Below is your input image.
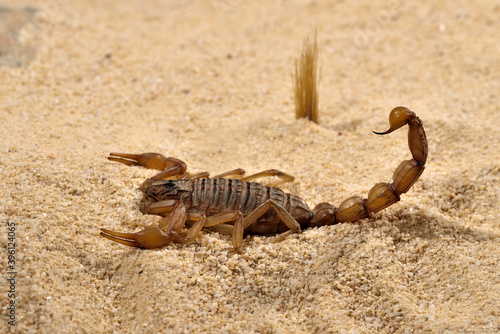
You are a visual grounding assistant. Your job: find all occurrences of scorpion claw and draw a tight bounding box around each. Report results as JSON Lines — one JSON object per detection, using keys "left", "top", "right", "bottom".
{"left": 100, "top": 227, "right": 173, "bottom": 249}
{"left": 108, "top": 152, "right": 181, "bottom": 171}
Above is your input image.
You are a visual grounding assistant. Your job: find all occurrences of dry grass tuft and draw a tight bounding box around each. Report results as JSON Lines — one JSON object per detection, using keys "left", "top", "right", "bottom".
{"left": 293, "top": 30, "right": 320, "bottom": 123}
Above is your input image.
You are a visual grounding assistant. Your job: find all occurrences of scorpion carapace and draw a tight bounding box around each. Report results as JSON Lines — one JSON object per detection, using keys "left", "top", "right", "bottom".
{"left": 101, "top": 106, "right": 427, "bottom": 250}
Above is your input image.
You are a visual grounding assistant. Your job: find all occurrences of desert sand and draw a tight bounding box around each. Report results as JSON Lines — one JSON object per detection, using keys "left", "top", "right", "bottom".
{"left": 1, "top": 0, "right": 499, "bottom": 333}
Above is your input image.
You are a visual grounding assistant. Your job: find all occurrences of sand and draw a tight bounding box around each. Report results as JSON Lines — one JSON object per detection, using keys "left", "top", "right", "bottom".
{"left": 1, "top": 0, "right": 499, "bottom": 333}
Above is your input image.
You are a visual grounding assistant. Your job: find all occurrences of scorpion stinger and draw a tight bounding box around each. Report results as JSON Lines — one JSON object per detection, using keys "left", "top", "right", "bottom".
{"left": 102, "top": 106, "right": 427, "bottom": 251}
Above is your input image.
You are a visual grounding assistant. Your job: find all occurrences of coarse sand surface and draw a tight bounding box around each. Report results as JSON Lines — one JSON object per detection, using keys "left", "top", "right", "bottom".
{"left": 1, "top": 0, "right": 499, "bottom": 333}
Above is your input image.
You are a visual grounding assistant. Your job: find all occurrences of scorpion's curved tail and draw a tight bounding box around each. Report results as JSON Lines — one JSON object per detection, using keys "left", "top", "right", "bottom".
{"left": 308, "top": 106, "right": 428, "bottom": 227}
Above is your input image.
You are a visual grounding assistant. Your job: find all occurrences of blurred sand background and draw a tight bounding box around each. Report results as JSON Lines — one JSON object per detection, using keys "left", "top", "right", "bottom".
{"left": 1, "top": 0, "right": 499, "bottom": 333}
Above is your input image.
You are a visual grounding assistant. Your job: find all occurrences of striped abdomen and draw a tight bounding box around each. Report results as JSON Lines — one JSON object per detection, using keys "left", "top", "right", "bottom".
{"left": 184, "top": 178, "right": 312, "bottom": 235}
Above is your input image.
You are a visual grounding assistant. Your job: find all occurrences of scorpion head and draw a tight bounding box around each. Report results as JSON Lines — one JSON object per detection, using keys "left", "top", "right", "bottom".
{"left": 140, "top": 179, "right": 183, "bottom": 201}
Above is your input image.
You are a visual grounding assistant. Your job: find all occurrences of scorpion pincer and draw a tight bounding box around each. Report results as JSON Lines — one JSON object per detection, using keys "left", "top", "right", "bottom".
{"left": 101, "top": 106, "right": 427, "bottom": 251}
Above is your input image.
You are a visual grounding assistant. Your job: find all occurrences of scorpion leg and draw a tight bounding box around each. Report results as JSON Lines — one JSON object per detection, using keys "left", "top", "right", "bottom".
{"left": 210, "top": 224, "right": 234, "bottom": 236}
{"left": 181, "top": 169, "right": 248, "bottom": 181}
{"left": 154, "top": 210, "right": 246, "bottom": 249}
{"left": 212, "top": 168, "right": 246, "bottom": 179}
{"left": 211, "top": 168, "right": 294, "bottom": 184}
{"left": 187, "top": 211, "right": 246, "bottom": 250}
{"left": 204, "top": 211, "right": 245, "bottom": 250}
{"left": 240, "top": 170, "right": 295, "bottom": 185}
{"left": 242, "top": 200, "right": 302, "bottom": 243}
{"left": 177, "top": 211, "right": 247, "bottom": 250}
{"left": 100, "top": 202, "right": 187, "bottom": 249}
{"left": 179, "top": 171, "right": 211, "bottom": 180}
{"left": 186, "top": 206, "right": 286, "bottom": 249}
{"left": 168, "top": 213, "right": 207, "bottom": 244}
{"left": 212, "top": 168, "right": 295, "bottom": 186}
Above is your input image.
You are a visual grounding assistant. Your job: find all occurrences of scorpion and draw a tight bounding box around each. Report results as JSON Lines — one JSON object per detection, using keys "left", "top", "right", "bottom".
{"left": 101, "top": 106, "right": 427, "bottom": 250}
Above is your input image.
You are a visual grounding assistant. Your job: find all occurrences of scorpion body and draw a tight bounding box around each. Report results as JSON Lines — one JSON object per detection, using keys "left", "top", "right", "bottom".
{"left": 146, "top": 177, "right": 313, "bottom": 234}
{"left": 101, "top": 107, "right": 427, "bottom": 250}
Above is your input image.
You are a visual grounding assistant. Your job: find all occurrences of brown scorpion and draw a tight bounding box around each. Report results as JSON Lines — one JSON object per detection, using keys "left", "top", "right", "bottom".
{"left": 101, "top": 106, "right": 427, "bottom": 250}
